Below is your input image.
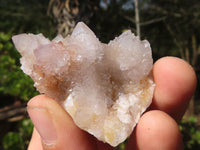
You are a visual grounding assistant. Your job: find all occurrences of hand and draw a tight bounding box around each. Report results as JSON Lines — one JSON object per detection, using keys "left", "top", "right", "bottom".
{"left": 27, "top": 56, "right": 197, "bottom": 150}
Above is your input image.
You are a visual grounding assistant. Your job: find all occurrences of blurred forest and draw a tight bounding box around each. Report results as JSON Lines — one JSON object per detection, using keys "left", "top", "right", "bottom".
{"left": 0, "top": 0, "right": 199, "bottom": 149}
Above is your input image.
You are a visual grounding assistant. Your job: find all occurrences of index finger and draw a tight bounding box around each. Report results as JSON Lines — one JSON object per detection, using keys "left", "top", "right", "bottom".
{"left": 150, "top": 56, "right": 197, "bottom": 122}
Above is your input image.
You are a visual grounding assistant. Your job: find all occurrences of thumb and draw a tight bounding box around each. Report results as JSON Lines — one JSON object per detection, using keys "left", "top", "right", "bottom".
{"left": 28, "top": 128, "right": 43, "bottom": 150}
{"left": 27, "top": 95, "right": 97, "bottom": 150}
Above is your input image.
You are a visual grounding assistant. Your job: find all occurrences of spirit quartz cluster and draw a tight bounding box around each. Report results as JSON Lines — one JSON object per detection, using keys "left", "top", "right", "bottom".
{"left": 12, "top": 22, "right": 155, "bottom": 146}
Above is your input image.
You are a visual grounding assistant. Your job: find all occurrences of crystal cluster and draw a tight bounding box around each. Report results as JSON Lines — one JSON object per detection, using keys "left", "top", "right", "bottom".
{"left": 12, "top": 22, "right": 155, "bottom": 146}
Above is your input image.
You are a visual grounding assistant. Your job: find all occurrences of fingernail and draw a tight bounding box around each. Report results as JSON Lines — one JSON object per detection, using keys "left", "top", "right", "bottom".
{"left": 27, "top": 106, "right": 57, "bottom": 145}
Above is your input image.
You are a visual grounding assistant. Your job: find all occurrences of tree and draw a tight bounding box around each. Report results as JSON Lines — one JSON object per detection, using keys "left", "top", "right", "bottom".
{"left": 147, "top": 0, "right": 200, "bottom": 116}
{"left": 47, "top": 0, "right": 100, "bottom": 36}
{"left": 47, "top": 0, "right": 134, "bottom": 43}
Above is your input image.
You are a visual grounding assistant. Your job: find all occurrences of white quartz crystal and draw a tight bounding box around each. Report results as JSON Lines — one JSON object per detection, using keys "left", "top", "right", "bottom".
{"left": 12, "top": 22, "right": 155, "bottom": 147}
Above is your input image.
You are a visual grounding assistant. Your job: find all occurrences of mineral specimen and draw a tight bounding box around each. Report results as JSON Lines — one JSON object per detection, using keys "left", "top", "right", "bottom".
{"left": 12, "top": 22, "right": 155, "bottom": 147}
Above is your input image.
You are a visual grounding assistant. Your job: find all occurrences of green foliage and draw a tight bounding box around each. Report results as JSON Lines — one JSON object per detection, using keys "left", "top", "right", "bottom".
{"left": 2, "top": 119, "right": 34, "bottom": 150}
{"left": 115, "top": 141, "right": 126, "bottom": 150}
{"left": 2, "top": 132, "right": 24, "bottom": 150}
{"left": 179, "top": 116, "right": 200, "bottom": 150}
{"left": 0, "top": 0, "right": 56, "bottom": 103}
{"left": 0, "top": 32, "right": 39, "bottom": 101}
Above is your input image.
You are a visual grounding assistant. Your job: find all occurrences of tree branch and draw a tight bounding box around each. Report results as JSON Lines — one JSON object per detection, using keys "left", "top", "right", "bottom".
{"left": 148, "top": 4, "right": 182, "bottom": 17}
{"left": 0, "top": 104, "right": 27, "bottom": 121}
{"left": 134, "top": 0, "right": 140, "bottom": 38}
{"left": 140, "top": 16, "right": 166, "bottom": 26}
{"left": 125, "top": 16, "right": 166, "bottom": 26}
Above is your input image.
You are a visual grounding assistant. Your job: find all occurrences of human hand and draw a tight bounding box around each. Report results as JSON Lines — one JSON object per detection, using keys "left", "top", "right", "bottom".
{"left": 27, "top": 56, "right": 196, "bottom": 150}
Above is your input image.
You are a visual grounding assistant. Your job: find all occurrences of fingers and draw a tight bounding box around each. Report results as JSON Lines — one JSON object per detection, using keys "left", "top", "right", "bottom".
{"left": 126, "top": 110, "right": 184, "bottom": 150}
{"left": 151, "top": 57, "right": 197, "bottom": 121}
{"left": 126, "top": 57, "right": 195, "bottom": 149}
{"left": 27, "top": 95, "right": 98, "bottom": 150}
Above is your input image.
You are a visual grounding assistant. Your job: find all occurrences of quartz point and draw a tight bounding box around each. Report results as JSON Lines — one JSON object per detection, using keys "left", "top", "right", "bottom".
{"left": 12, "top": 22, "right": 155, "bottom": 147}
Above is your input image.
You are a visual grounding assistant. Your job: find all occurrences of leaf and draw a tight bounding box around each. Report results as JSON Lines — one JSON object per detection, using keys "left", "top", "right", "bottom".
{"left": 2, "top": 132, "right": 24, "bottom": 150}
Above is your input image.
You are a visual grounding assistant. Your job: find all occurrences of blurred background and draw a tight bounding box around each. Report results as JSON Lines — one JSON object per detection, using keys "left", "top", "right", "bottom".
{"left": 0, "top": 0, "right": 199, "bottom": 149}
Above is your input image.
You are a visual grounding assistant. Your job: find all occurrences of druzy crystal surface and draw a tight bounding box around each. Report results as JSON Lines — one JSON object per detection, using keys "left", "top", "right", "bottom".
{"left": 12, "top": 22, "right": 155, "bottom": 146}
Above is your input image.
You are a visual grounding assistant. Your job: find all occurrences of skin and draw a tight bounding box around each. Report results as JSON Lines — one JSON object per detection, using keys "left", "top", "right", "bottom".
{"left": 27, "top": 56, "right": 197, "bottom": 150}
